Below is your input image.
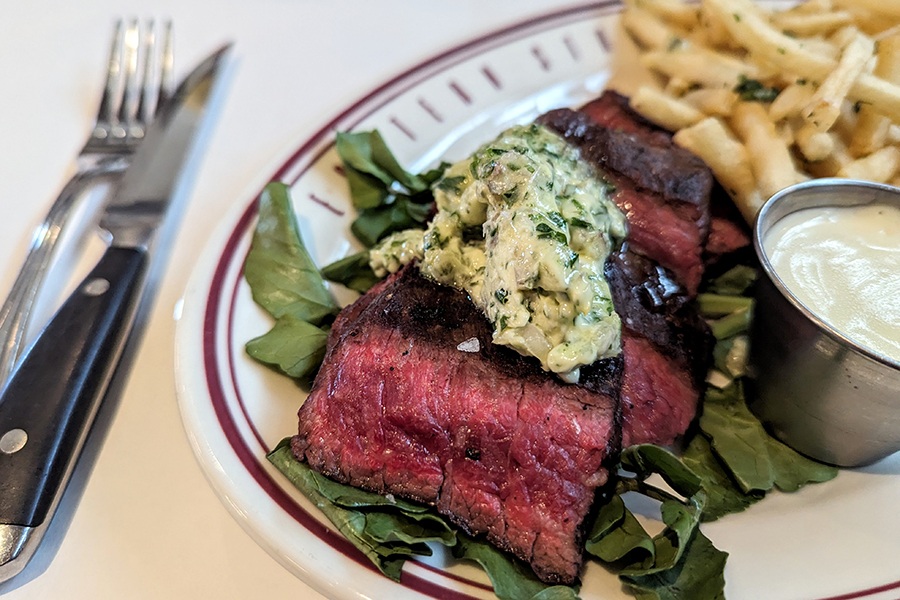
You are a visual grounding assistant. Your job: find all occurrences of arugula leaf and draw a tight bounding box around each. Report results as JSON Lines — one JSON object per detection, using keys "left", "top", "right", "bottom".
{"left": 351, "top": 197, "right": 432, "bottom": 247}
{"left": 335, "top": 130, "right": 439, "bottom": 248}
{"left": 766, "top": 435, "right": 840, "bottom": 492}
{"left": 336, "top": 130, "right": 428, "bottom": 199}
{"left": 585, "top": 495, "right": 655, "bottom": 564}
{"left": 621, "top": 445, "right": 702, "bottom": 499}
{"left": 700, "top": 382, "right": 838, "bottom": 493}
{"left": 682, "top": 435, "right": 763, "bottom": 522}
{"left": 704, "top": 265, "right": 758, "bottom": 296}
{"left": 452, "top": 533, "right": 579, "bottom": 600}
{"left": 708, "top": 307, "right": 752, "bottom": 340}
{"left": 586, "top": 446, "right": 725, "bottom": 599}
{"left": 696, "top": 293, "right": 754, "bottom": 318}
{"left": 320, "top": 251, "right": 381, "bottom": 293}
{"left": 267, "top": 440, "right": 455, "bottom": 581}
{"left": 244, "top": 182, "right": 339, "bottom": 325}
{"left": 245, "top": 315, "right": 329, "bottom": 380}
{"left": 620, "top": 529, "right": 727, "bottom": 600}
{"left": 617, "top": 446, "right": 706, "bottom": 576}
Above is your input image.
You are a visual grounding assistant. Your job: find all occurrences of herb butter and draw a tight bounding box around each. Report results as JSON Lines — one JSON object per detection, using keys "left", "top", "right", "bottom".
{"left": 422, "top": 123, "right": 626, "bottom": 382}
{"left": 370, "top": 229, "right": 425, "bottom": 278}
{"left": 367, "top": 124, "right": 626, "bottom": 381}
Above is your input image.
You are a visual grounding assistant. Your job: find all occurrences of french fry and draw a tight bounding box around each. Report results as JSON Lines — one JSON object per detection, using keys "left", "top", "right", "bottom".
{"left": 786, "top": 0, "right": 835, "bottom": 15}
{"left": 828, "top": 24, "right": 858, "bottom": 48}
{"left": 890, "top": 124, "right": 900, "bottom": 145}
{"left": 772, "top": 11, "right": 853, "bottom": 36}
{"left": 673, "top": 117, "right": 763, "bottom": 222}
{"left": 629, "top": 0, "right": 700, "bottom": 28}
{"left": 795, "top": 121, "right": 836, "bottom": 161}
{"left": 695, "top": 4, "right": 737, "bottom": 48}
{"left": 664, "top": 76, "right": 694, "bottom": 96}
{"left": 832, "top": 98, "right": 859, "bottom": 143}
{"left": 682, "top": 87, "right": 740, "bottom": 116}
{"left": 641, "top": 47, "right": 759, "bottom": 88}
{"left": 802, "top": 30, "right": 875, "bottom": 132}
{"left": 769, "top": 83, "right": 816, "bottom": 121}
{"left": 703, "top": 0, "right": 900, "bottom": 122}
{"left": 777, "top": 121, "right": 795, "bottom": 146}
{"left": 621, "top": 0, "right": 900, "bottom": 222}
{"left": 837, "top": 146, "right": 900, "bottom": 182}
{"left": 629, "top": 86, "right": 705, "bottom": 130}
{"left": 833, "top": 0, "right": 900, "bottom": 20}
{"left": 804, "top": 133, "right": 853, "bottom": 177}
{"left": 850, "top": 35, "right": 900, "bottom": 156}
{"left": 793, "top": 37, "right": 842, "bottom": 62}
{"left": 875, "top": 25, "right": 900, "bottom": 42}
{"left": 622, "top": 5, "right": 684, "bottom": 50}
{"left": 730, "top": 102, "right": 807, "bottom": 198}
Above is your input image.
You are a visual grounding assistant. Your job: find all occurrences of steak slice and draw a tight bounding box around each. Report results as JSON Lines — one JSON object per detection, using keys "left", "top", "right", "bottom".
{"left": 538, "top": 93, "right": 713, "bottom": 295}
{"left": 578, "top": 90, "right": 752, "bottom": 268}
{"left": 606, "top": 248, "right": 713, "bottom": 446}
{"left": 293, "top": 266, "right": 622, "bottom": 584}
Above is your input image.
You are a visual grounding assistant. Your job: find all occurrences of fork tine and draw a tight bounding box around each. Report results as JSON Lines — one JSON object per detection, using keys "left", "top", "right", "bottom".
{"left": 157, "top": 21, "right": 175, "bottom": 111}
{"left": 95, "top": 19, "right": 125, "bottom": 136}
{"left": 136, "top": 19, "right": 157, "bottom": 129}
{"left": 116, "top": 18, "right": 141, "bottom": 139}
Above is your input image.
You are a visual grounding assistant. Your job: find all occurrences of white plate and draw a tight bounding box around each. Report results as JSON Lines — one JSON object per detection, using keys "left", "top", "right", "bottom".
{"left": 174, "top": 3, "right": 900, "bottom": 599}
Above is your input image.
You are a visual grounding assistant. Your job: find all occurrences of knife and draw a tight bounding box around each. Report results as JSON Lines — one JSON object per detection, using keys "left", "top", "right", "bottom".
{"left": 0, "top": 42, "right": 231, "bottom": 582}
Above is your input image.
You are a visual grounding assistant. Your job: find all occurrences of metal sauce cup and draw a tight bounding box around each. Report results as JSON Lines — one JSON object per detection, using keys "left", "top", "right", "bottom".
{"left": 750, "top": 178, "right": 900, "bottom": 467}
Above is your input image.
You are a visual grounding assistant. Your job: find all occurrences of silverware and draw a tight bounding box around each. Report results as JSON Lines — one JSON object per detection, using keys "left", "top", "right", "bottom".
{"left": 0, "top": 18, "right": 173, "bottom": 385}
{"left": 0, "top": 40, "right": 231, "bottom": 583}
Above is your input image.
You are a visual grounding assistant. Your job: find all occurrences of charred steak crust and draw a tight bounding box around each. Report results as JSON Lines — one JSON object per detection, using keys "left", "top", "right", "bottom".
{"left": 293, "top": 266, "right": 622, "bottom": 584}
{"left": 605, "top": 248, "right": 712, "bottom": 389}
{"left": 576, "top": 92, "right": 713, "bottom": 211}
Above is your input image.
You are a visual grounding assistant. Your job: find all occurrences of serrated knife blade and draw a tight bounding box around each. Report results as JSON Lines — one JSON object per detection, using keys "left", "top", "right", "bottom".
{"left": 0, "top": 42, "right": 231, "bottom": 583}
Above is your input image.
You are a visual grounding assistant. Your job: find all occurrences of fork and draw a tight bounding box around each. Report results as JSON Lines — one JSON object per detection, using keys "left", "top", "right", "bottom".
{"left": 0, "top": 18, "right": 173, "bottom": 384}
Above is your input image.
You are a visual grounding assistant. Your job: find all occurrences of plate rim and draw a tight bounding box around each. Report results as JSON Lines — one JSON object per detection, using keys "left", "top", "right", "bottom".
{"left": 174, "top": 1, "right": 900, "bottom": 598}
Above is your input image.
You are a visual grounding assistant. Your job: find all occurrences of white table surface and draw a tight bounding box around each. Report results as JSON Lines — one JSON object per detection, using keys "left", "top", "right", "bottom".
{"left": 0, "top": 2, "right": 566, "bottom": 597}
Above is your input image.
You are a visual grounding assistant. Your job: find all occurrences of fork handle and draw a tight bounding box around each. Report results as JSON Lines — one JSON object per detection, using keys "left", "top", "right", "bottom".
{"left": 0, "top": 166, "right": 125, "bottom": 384}
{"left": 0, "top": 245, "right": 146, "bottom": 528}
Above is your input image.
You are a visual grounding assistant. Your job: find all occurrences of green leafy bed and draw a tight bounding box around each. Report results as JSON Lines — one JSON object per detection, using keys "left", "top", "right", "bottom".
{"left": 244, "top": 131, "right": 837, "bottom": 600}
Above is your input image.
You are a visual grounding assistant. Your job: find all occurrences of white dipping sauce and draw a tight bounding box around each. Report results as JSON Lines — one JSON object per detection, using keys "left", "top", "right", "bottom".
{"left": 764, "top": 202, "right": 900, "bottom": 362}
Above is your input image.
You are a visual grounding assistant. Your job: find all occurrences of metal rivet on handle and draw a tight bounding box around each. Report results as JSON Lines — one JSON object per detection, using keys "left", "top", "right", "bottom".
{"left": 0, "top": 429, "right": 27, "bottom": 454}
{"left": 83, "top": 278, "right": 110, "bottom": 296}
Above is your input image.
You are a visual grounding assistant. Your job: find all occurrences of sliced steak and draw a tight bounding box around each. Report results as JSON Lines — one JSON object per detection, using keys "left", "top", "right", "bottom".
{"left": 538, "top": 93, "right": 713, "bottom": 295}
{"left": 579, "top": 97, "right": 712, "bottom": 216}
{"left": 293, "top": 266, "right": 622, "bottom": 585}
{"left": 578, "top": 90, "right": 672, "bottom": 144}
{"left": 292, "top": 91, "right": 719, "bottom": 585}
{"left": 705, "top": 185, "right": 752, "bottom": 268}
{"left": 606, "top": 248, "right": 713, "bottom": 446}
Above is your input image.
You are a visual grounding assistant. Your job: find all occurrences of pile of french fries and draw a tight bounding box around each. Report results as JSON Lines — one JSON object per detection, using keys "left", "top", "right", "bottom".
{"left": 621, "top": 0, "right": 900, "bottom": 223}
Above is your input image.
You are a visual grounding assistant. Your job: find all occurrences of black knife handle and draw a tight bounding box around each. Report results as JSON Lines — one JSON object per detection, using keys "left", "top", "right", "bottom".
{"left": 0, "top": 245, "right": 147, "bottom": 528}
